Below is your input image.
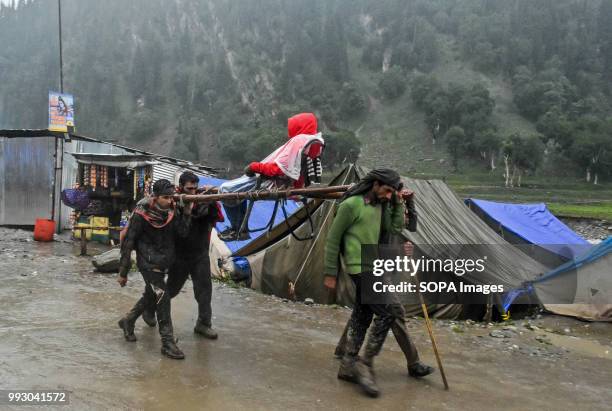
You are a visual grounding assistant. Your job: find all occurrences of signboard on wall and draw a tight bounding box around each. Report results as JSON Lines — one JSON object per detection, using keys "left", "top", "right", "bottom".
{"left": 48, "top": 91, "right": 75, "bottom": 132}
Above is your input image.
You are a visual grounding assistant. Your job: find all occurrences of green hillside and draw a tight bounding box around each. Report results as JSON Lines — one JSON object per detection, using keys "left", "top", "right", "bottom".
{"left": 1, "top": 0, "right": 612, "bottom": 217}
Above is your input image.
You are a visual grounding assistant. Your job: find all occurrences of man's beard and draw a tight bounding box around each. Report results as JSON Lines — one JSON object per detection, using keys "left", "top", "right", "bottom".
{"left": 373, "top": 196, "right": 389, "bottom": 204}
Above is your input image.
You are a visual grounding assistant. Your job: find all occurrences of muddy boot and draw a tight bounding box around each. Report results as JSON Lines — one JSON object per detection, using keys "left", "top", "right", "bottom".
{"left": 194, "top": 320, "right": 218, "bottom": 339}
{"left": 117, "top": 318, "right": 137, "bottom": 342}
{"left": 161, "top": 340, "right": 185, "bottom": 360}
{"left": 157, "top": 298, "right": 184, "bottom": 359}
{"left": 159, "top": 320, "right": 184, "bottom": 359}
{"left": 355, "top": 361, "right": 380, "bottom": 398}
{"left": 408, "top": 362, "right": 435, "bottom": 378}
{"left": 142, "top": 308, "right": 157, "bottom": 327}
{"left": 361, "top": 356, "right": 378, "bottom": 382}
{"left": 334, "top": 322, "right": 349, "bottom": 359}
{"left": 117, "top": 298, "right": 146, "bottom": 342}
{"left": 337, "top": 356, "right": 359, "bottom": 383}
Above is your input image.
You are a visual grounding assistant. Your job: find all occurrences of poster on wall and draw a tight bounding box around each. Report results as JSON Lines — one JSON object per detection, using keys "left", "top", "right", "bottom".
{"left": 48, "top": 91, "right": 75, "bottom": 132}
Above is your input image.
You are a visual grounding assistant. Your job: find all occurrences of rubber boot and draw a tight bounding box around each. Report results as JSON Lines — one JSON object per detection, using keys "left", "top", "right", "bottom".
{"left": 408, "top": 362, "right": 435, "bottom": 378}
{"left": 161, "top": 339, "right": 185, "bottom": 359}
{"left": 334, "top": 322, "right": 349, "bottom": 359}
{"left": 142, "top": 308, "right": 157, "bottom": 327}
{"left": 118, "top": 298, "right": 146, "bottom": 342}
{"left": 355, "top": 361, "right": 380, "bottom": 398}
{"left": 337, "top": 355, "right": 359, "bottom": 383}
{"left": 194, "top": 320, "right": 218, "bottom": 339}
{"left": 338, "top": 316, "right": 368, "bottom": 384}
{"left": 160, "top": 322, "right": 184, "bottom": 359}
{"left": 117, "top": 318, "right": 137, "bottom": 342}
{"left": 157, "top": 295, "right": 184, "bottom": 359}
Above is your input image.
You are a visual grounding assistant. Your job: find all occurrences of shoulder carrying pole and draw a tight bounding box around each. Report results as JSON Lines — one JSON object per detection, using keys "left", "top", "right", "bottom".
{"left": 175, "top": 185, "right": 352, "bottom": 203}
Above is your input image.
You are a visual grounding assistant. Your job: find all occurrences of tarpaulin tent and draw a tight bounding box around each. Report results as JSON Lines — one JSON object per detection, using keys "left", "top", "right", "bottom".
{"left": 208, "top": 165, "right": 548, "bottom": 319}
{"left": 466, "top": 199, "right": 589, "bottom": 268}
{"left": 504, "top": 237, "right": 612, "bottom": 321}
{"left": 205, "top": 167, "right": 352, "bottom": 302}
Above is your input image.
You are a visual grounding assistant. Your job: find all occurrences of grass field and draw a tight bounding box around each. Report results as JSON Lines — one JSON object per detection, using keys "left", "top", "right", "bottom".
{"left": 448, "top": 174, "right": 612, "bottom": 220}
{"left": 546, "top": 203, "right": 612, "bottom": 221}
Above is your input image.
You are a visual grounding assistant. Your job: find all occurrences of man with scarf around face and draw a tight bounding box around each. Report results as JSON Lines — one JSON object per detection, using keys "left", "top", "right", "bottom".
{"left": 324, "top": 169, "right": 434, "bottom": 397}
{"left": 141, "top": 171, "right": 223, "bottom": 339}
{"left": 116, "top": 179, "right": 192, "bottom": 359}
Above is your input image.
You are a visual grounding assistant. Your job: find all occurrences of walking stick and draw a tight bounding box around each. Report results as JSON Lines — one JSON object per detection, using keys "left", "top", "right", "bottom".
{"left": 405, "top": 241, "right": 449, "bottom": 390}
{"left": 415, "top": 272, "right": 449, "bottom": 390}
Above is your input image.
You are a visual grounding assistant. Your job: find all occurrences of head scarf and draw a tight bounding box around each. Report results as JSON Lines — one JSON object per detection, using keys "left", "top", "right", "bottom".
{"left": 288, "top": 112, "right": 318, "bottom": 138}
{"left": 287, "top": 112, "right": 323, "bottom": 159}
{"left": 341, "top": 168, "right": 402, "bottom": 202}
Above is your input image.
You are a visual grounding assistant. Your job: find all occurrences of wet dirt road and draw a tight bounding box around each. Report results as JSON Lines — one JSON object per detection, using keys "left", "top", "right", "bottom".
{"left": 1, "top": 228, "right": 611, "bottom": 410}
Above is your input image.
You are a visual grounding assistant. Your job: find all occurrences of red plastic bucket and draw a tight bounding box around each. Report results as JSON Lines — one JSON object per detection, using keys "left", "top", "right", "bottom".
{"left": 34, "top": 218, "right": 55, "bottom": 242}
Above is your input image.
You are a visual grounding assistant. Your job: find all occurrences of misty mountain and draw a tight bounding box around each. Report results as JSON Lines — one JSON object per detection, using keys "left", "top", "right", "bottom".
{"left": 1, "top": 0, "right": 611, "bottom": 181}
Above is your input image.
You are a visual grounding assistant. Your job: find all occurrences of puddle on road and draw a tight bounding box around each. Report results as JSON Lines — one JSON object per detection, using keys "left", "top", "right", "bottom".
{"left": 545, "top": 333, "right": 612, "bottom": 360}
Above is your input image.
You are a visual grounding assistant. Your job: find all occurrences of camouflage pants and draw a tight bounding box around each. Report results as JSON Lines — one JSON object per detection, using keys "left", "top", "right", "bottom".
{"left": 343, "top": 274, "right": 418, "bottom": 364}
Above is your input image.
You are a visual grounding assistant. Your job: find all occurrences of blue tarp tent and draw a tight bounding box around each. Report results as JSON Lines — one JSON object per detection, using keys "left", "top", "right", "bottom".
{"left": 466, "top": 199, "right": 588, "bottom": 261}
{"left": 197, "top": 175, "right": 300, "bottom": 254}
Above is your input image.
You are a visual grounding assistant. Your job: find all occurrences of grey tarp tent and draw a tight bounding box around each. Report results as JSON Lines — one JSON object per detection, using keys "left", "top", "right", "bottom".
{"left": 510, "top": 237, "right": 612, "bottom": 322}
{"left": 210, "top": 165, "right": 548, "bottom": 319}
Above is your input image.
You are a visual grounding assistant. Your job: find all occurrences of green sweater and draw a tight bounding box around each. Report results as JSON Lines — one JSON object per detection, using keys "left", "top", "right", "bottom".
{"left": 324, "top": 194, "right": 405, "bottom": 276}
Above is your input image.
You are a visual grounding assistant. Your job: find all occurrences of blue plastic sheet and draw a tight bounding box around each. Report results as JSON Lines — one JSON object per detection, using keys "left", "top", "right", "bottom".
{"left": 466, "top": 199, "right": 588, "bottom": 258}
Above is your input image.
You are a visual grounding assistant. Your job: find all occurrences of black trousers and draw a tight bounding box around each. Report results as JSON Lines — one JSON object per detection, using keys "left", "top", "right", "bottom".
{"left": 132, "top": 269, "right": 174, "bottom": 344}
{"left": 342, "top": 274, "right": 420, "bottom": 365}
{"left": 167, "top": 253, "right": 213, "bottom": 326}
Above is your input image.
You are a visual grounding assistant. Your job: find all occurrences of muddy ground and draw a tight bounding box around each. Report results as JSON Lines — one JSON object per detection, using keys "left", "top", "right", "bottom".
{"left": 0, "top": 228, "right": 611, "bottom": 410}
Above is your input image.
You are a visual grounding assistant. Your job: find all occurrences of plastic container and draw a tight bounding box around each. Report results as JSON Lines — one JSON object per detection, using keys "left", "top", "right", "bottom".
{"left": 33, "top": 218, "right": 55, "bottom": 242}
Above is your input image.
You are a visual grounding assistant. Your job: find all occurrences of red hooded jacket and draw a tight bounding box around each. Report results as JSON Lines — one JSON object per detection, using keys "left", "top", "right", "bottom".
{"left": 249, "top": 112, "right": 322, "bottom": 188}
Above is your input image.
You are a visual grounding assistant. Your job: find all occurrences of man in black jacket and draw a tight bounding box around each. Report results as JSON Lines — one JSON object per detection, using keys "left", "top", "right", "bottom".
{"left": 142, "top": 171, "right": 222, "bottom": 339}
{"left": 117, "top": 179, "right": 191, "bottom": 359}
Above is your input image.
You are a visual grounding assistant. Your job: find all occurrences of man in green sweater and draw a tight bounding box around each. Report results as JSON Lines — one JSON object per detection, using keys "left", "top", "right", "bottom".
{"left": 324, "top": 168, "right": 433, "bottom": 398}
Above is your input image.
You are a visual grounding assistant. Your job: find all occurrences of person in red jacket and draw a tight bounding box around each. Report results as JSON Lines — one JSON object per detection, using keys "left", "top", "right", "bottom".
{"left": 244, "top": 112, "right": 323, "bottom": 188}
{"left": 219, "top": 112, "right": 324, "bottom": 241}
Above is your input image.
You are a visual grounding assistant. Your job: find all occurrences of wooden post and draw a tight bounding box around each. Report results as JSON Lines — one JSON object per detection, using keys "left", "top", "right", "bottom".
{"left": 80, "top": 227, "right": 87, "bottom": 256}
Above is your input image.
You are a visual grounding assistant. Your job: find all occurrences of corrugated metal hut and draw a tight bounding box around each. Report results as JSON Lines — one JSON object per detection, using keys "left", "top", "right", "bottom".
{"left": 0, "top": 129, "right": 219, "bottom": 231}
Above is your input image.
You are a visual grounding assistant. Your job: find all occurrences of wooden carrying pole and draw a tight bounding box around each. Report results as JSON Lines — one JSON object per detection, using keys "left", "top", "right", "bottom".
{"left": 174, "top": 184, "right": 352, "bottom": 203}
